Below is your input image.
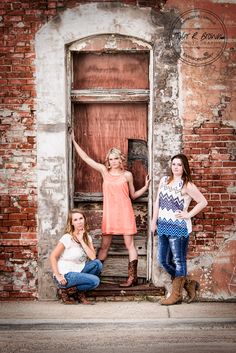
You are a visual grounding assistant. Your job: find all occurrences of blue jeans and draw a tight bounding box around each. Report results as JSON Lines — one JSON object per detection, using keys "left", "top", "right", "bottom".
{"left": 158, "top": 236, "right": 189, "bottom": 277}
{"left": 54, "top": 259, "right": 103, "bottom": 291}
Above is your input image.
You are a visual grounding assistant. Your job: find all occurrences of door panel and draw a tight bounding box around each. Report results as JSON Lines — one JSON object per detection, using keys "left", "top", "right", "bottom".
{"left": 73, "top": 52, "right": 149, "bottom": 89}
{"left": 74, "top": 103, "right": 147, "bottom": 194}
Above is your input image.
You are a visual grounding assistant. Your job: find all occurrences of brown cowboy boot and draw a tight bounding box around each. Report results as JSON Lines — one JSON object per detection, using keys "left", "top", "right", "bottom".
{"left": 184, "top": 277, "right": 200, "bottom": 303}
{"left": 77, "top": 292, "right": 95, "bottom": 305}
{"left": 119, "top": 259, "right": 138, "bottom": 287}
{"left": 160, "top": 276, "right": 186, "bottom": 305}
{"left": 57, "top": 287, "right": 77, "bottom": 304}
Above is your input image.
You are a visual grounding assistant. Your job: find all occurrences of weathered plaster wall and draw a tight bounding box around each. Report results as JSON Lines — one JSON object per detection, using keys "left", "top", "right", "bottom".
{"left": 0, "top": 0, "right": 235, "bottom": 301}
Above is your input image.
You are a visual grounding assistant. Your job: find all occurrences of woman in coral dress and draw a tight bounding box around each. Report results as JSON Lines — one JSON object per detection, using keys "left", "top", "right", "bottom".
{"left": 70, "top": 130, "right": 150, "bottom": 287}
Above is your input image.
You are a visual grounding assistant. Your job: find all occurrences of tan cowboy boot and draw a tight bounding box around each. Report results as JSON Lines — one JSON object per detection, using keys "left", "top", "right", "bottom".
{"left": 184, "top": 277, "right": 200, "bottom": 303}
{"left": 160, "top": 277, "right": 186, "bottom": 305}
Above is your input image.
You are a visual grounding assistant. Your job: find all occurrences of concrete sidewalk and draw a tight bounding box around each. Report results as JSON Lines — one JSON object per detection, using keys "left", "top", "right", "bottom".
{"left": 1, "top": 301, "right": 236, "bottom": 353}
{"left": 0, "top": 300, "right": 236, "bottom": 325}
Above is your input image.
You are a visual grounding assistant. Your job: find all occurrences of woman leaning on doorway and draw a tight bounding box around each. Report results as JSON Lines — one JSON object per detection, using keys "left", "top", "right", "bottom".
{"left": 70, "top": 129, "right": 150, "bottom": 287}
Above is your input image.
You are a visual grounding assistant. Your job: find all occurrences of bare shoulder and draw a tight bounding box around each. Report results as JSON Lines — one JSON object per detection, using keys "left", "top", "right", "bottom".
{"left": 183, "top": 181, "right": 200, "bottom": 196}
{"left": 99, "top": 164, "right": 108, "bottom": 175}
{"left": 124, "top": 170, "right": 133, "bottom": 181}
{"left": 100, "top": 164, "right": 107, "bottom": 172}
{"left": 186, "top": 181, "right": 198, "bottom": 191}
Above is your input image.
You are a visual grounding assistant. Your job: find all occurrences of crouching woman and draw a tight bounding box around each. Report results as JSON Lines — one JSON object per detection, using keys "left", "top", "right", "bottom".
{"left": 50, "top": 209, "right": 103, "bottom": 304}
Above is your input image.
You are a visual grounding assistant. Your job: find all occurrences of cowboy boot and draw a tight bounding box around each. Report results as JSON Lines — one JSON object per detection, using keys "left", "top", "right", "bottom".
{"left": 119, "top": 259, "right": 138, "bottom": 287}
{"left": 66, "top": 287, "right": 93, "bottom": 305}
{"left": 67, "top": 286, "right": 78, "bottom": 296}
{"left": 57, "top": 287, "right": 77, "bottom": 304}
{"left": 77, "top": 292, "right": 95, "bottom": 305}
{"left": 184, "top": 277, "right": 200, "bottom": 303}
{"left": 160, "top": 276, "right": 186, "bottom": 305}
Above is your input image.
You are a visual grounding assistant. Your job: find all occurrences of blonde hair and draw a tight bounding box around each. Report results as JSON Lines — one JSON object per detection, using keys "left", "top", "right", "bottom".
{"left": 64, "top": 209, "right": 90, "bottom": 246}
{"left": 105, "top": 147, "right": 126, "bottom": 169}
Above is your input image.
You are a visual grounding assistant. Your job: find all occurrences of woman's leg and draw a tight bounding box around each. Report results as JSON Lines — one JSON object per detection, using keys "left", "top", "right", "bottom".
{"left": 158, "top": 235, "right": 176, "bottom": 278}
{"left": 98, "top": 235, "right": 113, "bottom": 261}
{"left": 119, "top": 235, "right": 138, "bottom": 287}
{"left": 168, "top": 236, "right": 189, "bottom": 277}
{"left": 160, "top": 237, "right": 189, "bottom": 306}
{"left": 123, "top": 234, "right": 137, "bottom": 261}
{"left": 82, "top": 259, "right": 103, "bottom": 276}
{"left": 64, "top": 271, "right": 100, "bottom": 291}
{"left": 53, "top": 276, "right": 77, "bottom": 304}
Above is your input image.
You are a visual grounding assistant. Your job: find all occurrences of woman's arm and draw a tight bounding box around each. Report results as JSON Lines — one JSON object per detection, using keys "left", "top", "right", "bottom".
{"left": 78, "top": 232, "right": 96, "bottom": 260}
{"left": 49, "top": 243, "right": 67, "bottom": 286}
{"left": 176, "top": 182, "right": 208, "bottom": 220}
{"left": 70, "top": 129, "right": 106, "bottom": 174}
{"left": 126, "top": 172, "right": 151, "bottom": 200}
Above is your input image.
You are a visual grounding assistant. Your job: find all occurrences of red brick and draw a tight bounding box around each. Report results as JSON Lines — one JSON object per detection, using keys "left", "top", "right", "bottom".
{"left": 197, "top": 128, "right": 214, "bottom": 134}
{"left": 0, "top": 266, "right": 14, "bottom": 272}
{"left": 0, "top": 233, "right": 21, "bottom": 239}
{"left": 8, "top": 213, "right": 28, "bottom": 220}
{"left": 20, "top": 232, "right": 36, "bottom": 239}
{"left": 215, "top": 128, "right": 235, "bottom": 134}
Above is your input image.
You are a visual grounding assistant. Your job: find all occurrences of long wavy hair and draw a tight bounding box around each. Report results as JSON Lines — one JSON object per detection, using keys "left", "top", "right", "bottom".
{"left": 168, "top": 153, "right": 192, "bottom": 187}
{"left": 105, "top": 147, "right": 126, "bottom": 170}
{"left": 65, "top": 209, "right": 90, "bottom": 246}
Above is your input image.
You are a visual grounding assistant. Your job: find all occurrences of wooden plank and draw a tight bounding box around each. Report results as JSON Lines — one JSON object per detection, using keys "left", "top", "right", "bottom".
{"left": 101, "top": 255, "right": 146, "bottom": 278}
{"left": 73, "top": 52, "right": 149, "bottom": 89}
{"left": 87, "top": 283, "right": 165, "bottom": 298}
{"left": 71, "top": 89, "right": 149, "bottom": 103}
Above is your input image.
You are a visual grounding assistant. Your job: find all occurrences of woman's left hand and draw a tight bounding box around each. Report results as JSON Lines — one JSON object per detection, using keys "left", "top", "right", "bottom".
{"left": 175, "top": 210, "right": 190, "bottom": 219}
{"left": 145, "top": 174, "right": 151, "bottom": 188}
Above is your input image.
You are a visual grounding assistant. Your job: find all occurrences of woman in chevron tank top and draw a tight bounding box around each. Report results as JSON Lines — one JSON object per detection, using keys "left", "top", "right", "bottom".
{"left": 151, "top": 154, "right": 207, "bottom": 305}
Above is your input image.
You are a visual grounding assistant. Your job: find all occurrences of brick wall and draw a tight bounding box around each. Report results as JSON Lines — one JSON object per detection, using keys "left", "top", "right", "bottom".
{"left": 0, "top": 0, "right": 235, "bottom": 300}
{"left": 170, "top": 0, "right": 236, "bottom": 296}
{"left": 184, "top": 122, "right": 235, "bottom": 254}
{"left": 0, "top": 0, "right": 69, "bottom": 300}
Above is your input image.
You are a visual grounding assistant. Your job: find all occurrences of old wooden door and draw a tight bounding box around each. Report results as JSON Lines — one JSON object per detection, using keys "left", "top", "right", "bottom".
{"left": 68, "top": 35, "right": 151, "bottom": 284}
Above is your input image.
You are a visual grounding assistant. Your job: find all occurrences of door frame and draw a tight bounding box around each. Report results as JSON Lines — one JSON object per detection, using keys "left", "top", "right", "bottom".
{"left": 66, "top": 34, "right": 153, "bottom": 281}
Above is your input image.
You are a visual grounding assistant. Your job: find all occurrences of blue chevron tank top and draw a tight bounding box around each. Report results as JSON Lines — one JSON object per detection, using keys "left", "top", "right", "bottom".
{"left": 157, "top": 176, "right": 192, "bottom": 238}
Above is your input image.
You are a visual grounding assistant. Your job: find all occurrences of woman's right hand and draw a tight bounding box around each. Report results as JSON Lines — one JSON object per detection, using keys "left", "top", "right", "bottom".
{"left": 151, "top": 220, "right": 157, "bottom": 234}
{"left": 55, "top": 274, "right": 67, "bottom": 286}
{"left": 77, "top": 230, "right": 85, "bottom": 243}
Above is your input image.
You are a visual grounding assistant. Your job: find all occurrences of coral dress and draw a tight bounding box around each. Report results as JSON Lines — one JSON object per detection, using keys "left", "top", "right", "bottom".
{"left": 102, "top": 169, "right": 137, "bottom": 235}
